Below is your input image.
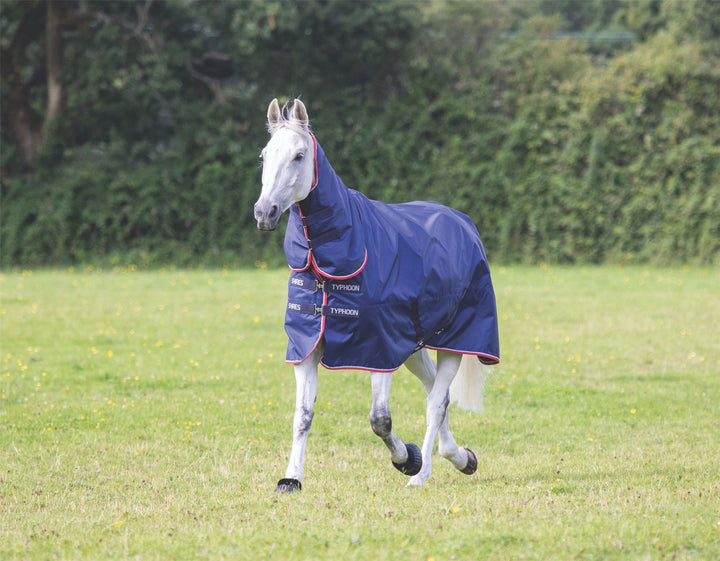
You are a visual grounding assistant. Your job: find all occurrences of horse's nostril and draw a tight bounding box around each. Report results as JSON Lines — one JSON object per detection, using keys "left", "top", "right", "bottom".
{"left": 269, "top": 205, "right": 279, "bottom": 218}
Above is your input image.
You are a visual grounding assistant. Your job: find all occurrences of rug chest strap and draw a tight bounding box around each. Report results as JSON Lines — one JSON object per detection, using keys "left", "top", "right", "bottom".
{"left": 287, "top": 301, "right": 359, "bottom": 318}
{"left": 291, "top": 277, "right": 360, "bottom": 294}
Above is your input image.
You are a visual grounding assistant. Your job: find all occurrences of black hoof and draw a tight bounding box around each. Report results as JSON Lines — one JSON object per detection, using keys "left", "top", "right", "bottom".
{"left": 393, "top": 443, "right": 422, "bottom": 476}
{"left": 460, "top": 448, "right": 477, "bottom": 475}
{"left": 275, "top": 478, "right": 302, "bottom": 493}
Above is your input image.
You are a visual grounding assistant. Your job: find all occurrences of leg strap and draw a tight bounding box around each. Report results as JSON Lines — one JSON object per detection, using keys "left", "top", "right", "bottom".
{"left": 392, "top": 443, "right": 422, "bottom": 476}
{"left": 460, "top": 448, "right": 478, "bottom": 475}
{"left": 275, "top": 478, "right": 302, "bottom": 493}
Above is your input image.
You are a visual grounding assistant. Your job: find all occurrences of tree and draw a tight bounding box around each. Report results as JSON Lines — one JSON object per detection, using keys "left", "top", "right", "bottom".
{"left": 2, "top": 0, "right": 49, "bottom": 163}
{"left": 1, "top": 0, "right": 718, "bottom": 267}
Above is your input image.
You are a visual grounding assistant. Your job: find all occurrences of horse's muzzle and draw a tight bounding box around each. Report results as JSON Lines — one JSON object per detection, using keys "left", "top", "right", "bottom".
{"left": 254, "top": 201, "right": 281, "bottom": 231}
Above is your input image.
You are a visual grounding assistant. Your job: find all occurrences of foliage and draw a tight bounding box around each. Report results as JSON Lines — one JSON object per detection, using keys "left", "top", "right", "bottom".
{"left": 1, "top": 266, "right": 719, "bottom": 559}
{"left": 1, "top": 0, "right": 718, "bottom": 267}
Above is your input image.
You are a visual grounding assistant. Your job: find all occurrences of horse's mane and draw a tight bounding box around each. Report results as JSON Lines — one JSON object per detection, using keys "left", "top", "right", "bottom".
{"left": 267, "top": 100, "right": 311, "bottom": 136}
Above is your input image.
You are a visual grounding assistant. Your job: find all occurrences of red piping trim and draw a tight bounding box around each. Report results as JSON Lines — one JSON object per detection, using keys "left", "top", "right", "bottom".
{"left": 288, "top": 252, "right": 311, "bottom": 273}
{"left": 423, "top": 345, "right": 500, "bottom": 365}
{"left": 319, "top": 361, "right": 399, "bottom": 373}
{"left": 287, "top": 341, "right": 499, "bottom": 370}
{"left": 311, "top": 248, "right": 367, "bottom": 280}
{"left": 288, "top": 203, "right": 313, "bottom": 273}
{"left": 309, "top": 132, "right": 319, "bottom": 190}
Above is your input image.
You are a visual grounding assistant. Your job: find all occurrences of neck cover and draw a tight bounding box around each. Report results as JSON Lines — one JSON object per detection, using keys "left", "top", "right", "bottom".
{"left": 283, "top": 133, "right": 499, "bottom": 371}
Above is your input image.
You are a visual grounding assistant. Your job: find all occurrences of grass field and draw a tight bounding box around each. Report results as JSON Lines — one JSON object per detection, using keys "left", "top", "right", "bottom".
{"left": 1, "top": 265, "right": 718, "bottom": 560}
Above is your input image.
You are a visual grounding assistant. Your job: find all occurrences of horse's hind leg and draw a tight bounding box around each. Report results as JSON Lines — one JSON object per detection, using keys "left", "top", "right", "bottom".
{"left": 404, "top": 350, "right": 476, "bottom": 485}
{"left": 369, "top": 372, "right": 422, "bottom": 476}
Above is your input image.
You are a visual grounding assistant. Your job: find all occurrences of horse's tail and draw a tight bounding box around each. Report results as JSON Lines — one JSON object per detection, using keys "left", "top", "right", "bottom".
{"left": 449, "top": 355, "right": 490, "bottom": 413}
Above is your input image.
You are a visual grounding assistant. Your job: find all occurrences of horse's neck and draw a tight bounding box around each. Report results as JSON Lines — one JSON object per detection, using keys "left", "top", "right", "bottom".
{"left": 285, "top": 139, "right": 366, "bottom": 278}
{"left": 297, "top": 140, "right": 352, "bottom": 226}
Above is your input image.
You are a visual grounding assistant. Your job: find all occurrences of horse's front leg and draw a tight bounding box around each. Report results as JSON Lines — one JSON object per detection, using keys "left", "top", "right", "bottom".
{"left": 369, "top": 371, "right": 422, "bottom": 476}
{"left": 276, "top": 342, "right": 324, "bottom": 493}
{"left": 408, "top": 351, "right": 461, "bottom": 486}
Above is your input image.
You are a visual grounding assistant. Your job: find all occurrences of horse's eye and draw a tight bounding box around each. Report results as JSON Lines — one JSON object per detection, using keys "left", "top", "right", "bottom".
{"left": 294, "top": 152, "right": 304, "bottom": 162}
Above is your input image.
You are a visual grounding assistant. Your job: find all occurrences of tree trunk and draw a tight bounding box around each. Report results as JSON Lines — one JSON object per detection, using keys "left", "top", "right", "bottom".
{"left": 1, "top": 1, "right": 45, "bottom": 163}
{"left": 2, "top": 1, "right": 65, "bottom": 164}
{"left": 45, "top": 1, "right": 65, "bottom": 131}
{"left": 9, "top": 105, "right": 43, "bottom": 165}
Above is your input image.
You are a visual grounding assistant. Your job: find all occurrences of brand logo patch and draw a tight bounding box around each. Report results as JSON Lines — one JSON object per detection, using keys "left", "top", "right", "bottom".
{"left": 328, "top": 307, "right": 359, "bottom": 317}
{"left": 330, "top": 282, "right": 360, "bottom": 292}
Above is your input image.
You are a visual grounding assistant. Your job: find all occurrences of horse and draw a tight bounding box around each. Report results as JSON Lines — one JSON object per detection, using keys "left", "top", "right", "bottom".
{"left": 254, "top": 98, "right": 499, "bottom": 492}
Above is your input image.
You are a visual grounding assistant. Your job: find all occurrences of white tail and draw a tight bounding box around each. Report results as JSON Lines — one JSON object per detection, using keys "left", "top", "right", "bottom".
{"left": 449, "top": 355, "right": 489, "bottom": 413}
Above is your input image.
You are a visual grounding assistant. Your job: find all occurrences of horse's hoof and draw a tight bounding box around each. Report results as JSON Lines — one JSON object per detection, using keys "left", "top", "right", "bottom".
{"left": 393, "top": 443, "right": 422, "bottom": 476}
{"left": 407, "top": 473, "right": 428, "bottom": 487}
{"left": 275, "top": 478, "right": 302, "bottom": 493}
{"left": 460, "top": 448, "right": 477, "bottom": 475}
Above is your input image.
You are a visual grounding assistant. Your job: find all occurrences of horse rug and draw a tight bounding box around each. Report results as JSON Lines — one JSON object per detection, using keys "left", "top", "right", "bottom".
{"left": 283, "top": 134, "right": 500, "bottom": 372}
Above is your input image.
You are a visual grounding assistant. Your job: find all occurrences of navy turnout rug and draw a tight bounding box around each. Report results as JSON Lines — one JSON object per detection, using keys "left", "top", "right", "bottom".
{"left": 283, "top": 133, "right": 500, "bottom": 371}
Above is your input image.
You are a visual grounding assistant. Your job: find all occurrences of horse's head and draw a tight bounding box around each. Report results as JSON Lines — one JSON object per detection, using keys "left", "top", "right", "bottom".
{"left": 254, "top": 98, "right": 315, "bottom": 231}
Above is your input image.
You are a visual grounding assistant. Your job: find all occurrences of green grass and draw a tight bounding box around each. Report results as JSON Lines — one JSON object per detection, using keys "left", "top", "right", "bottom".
{"left": 1, "top": 265, "right": 718, "bottom": 560}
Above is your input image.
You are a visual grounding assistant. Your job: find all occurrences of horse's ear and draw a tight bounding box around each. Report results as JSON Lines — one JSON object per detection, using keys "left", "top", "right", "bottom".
{"left": 292, "top": 99, "right": 309, "bottom": 129}
{"left": 267, "top": 98, "right": 282, "bottom": 130}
